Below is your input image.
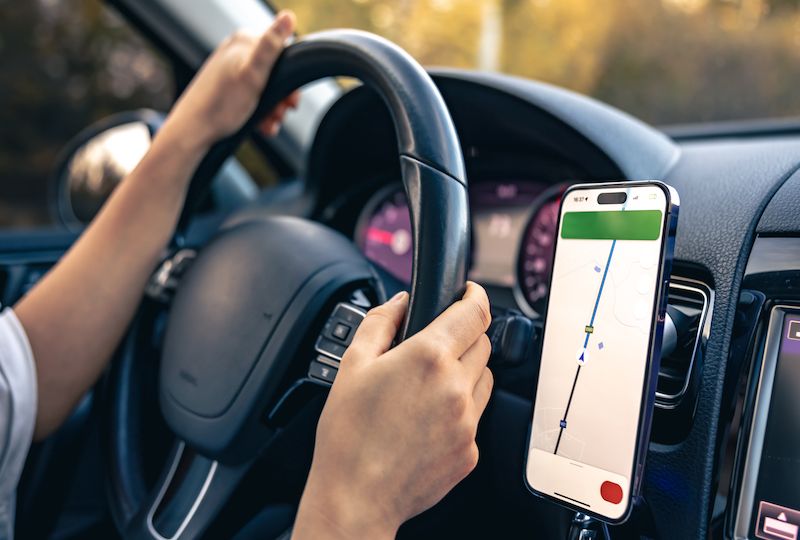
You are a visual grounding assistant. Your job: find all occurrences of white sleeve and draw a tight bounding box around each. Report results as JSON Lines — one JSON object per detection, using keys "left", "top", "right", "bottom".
{"left": 0, "top": 308, "right": 37, "bottom": 540}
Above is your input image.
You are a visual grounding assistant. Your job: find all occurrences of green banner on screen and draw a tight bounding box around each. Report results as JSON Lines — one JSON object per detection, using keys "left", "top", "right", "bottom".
{"left": 561, "top": 210, "right": 663, "bottom": 240}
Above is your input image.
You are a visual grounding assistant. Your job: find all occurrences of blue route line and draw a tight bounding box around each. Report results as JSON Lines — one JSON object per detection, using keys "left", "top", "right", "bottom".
{"left": 583, "top": 239, "right": 617, "bottom": 349}
{"left": 554, "top": 188, "right": 631, "bottom": 454}
{"left": 584, "top": 189, "right": 630, "bottom": 344}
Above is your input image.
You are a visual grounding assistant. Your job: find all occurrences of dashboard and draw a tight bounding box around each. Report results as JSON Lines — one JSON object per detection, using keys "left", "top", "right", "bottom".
{"left": 282, "top": 68, "right": 800, "bottom": 539}
{"left": 353, "top": 179, "right": 564, "bottom": 316}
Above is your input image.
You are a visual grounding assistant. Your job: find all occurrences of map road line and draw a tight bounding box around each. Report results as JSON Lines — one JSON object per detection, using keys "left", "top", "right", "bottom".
{"left": 554, "top": 238, "right": 618, "bottom": 455}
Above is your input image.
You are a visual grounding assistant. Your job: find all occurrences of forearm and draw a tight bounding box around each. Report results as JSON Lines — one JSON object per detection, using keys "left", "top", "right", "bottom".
{"left": 13, "top": 10, "right": 296, "bottom": 440}
{"left": 15, "top": 122, "right": 207, "bottom": 439}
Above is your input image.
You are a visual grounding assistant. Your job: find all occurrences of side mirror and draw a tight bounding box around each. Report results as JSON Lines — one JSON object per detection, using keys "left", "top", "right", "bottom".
{"left": 51, "top": 110, "right": 164, "bottom": 229}
{"left": 52, "top": 109, "right": 262, "bottom": 231}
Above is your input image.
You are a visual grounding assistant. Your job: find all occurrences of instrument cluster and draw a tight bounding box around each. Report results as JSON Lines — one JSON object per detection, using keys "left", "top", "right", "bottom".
{"left": 355, "top": 179, "right": 569, "bottom": 316}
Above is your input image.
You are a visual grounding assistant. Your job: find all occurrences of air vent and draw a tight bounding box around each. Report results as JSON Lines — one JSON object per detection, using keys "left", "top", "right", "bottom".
{"left": 656, "top": 279, "right": 712, "bottom": 409}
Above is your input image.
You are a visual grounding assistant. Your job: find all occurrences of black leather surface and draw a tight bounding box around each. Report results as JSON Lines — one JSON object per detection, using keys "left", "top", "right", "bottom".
{"left": 431, "top": 69, "right": 680, "bottom": 181}
{"left": 401, "top": 156, "right": 470, "bottom": 336}
{"left": 648, "top": 138, "right": 800, "bottom": 539}
{"left": 757, "top": 166, "right": 800, "bottom": 233}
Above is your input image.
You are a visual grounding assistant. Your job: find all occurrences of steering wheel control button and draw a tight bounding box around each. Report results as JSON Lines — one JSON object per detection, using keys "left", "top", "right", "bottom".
{"left": 332, "top": 322, "right": 351, "bottom": 341}
{"left": 316, "top": 337, "right": 347, "bottom": 360}
{"left": 333, "top": 303, "right": 366, "bottom": 326}
{"left": 309, "top": 359, "right": 338, "bottom": 384}
{"left": 316, "top": 303, "right": 366, "bottom": 360}
{"left": 600, "top": 481, "right": 623, "bottom": 504}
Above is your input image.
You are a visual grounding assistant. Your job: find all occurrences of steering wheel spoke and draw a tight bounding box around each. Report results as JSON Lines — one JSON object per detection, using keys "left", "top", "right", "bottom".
{"left": 125, "top": 442, "right": 251, "bottom": 540}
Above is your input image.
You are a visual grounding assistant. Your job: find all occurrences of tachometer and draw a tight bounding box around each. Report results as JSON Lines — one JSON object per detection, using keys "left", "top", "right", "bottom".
{"left": 516, "top": 184, "right": 567, "bottom": 315}
{"left": 356, "top": 185, "right": 412, "bottom": 283}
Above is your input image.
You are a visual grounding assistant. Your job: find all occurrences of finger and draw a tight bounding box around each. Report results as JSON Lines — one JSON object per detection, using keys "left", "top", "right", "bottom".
{"left": 284, "top": 90, "right": 301, "bottom": 108}
{"left": 260, "top": 119, "right": 278, "bottom": 137}
{"left": 260, "top": 93, "right": 299, "bottom": 135}
{"left": 417, "top": 282, "right": 491, "bottom": 358}
{"left": 248, "top": 10, "right": 296, "bottom": 75}
{"left": 271, "top": 95, "right": 298, "bottom": 119}
{"left": 460, "top": 333, "right": 491, "bottom": 385}
{"left": 262, "top": 120, "right": 281, "bottom": 137}
{"left": 260, "top": 103, "right": 290, "bottom": 135}
{"left": 348, "top": 292, "right": 409, "bottom": 358}
{"left": 471, "top": 367, "right": 494, "bottom": 418}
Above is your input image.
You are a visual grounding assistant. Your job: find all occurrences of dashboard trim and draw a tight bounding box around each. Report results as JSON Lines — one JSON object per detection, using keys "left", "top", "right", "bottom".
{"left": 654, "top": 278, "right": 713, "bottom": 407}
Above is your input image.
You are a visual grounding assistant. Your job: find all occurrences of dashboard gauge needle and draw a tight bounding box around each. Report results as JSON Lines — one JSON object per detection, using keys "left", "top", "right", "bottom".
{"left": 366, "top": 227, "right": 395, "bottom": 246}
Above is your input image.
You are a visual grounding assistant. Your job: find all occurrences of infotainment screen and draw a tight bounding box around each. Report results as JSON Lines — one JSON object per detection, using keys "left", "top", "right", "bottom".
{"left": 735, "top": 308, "right": 800, "bottom": 540}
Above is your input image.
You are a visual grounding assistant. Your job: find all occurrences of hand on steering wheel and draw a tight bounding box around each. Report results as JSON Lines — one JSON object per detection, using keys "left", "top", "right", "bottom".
{"left": 295, "top": 285, "right": 493, "bottom": 539}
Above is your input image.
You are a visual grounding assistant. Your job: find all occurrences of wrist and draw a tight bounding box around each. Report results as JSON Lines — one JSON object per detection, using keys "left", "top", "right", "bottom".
{"left": 135, "top": 114, "right": 211, "bottom": 198}
{"left": 155, "top": 113, "right": 213, "bottom": 159}
{"left": 294, "top": 474, "right": 400, "bottom": 540}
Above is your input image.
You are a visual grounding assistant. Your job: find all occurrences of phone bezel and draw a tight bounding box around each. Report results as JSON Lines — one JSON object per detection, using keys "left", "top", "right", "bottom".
{"left": 522, "top": 180, "right": 679, "bottom": 524}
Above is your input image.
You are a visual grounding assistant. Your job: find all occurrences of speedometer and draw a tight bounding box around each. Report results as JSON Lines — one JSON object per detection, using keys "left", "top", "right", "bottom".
{"left": 516, "top": 184, "right": 568, "bottom": 315}
{"left": 355, "top": 185, "right": 413, "bottom": 283}
{"left": 356, "top": 179, "right": 563, "bottom": 305}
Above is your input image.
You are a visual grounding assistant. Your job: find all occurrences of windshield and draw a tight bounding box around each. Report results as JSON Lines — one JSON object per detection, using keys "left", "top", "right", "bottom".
{"left": 279, "top": 0, "right": 800, "bottom": 126}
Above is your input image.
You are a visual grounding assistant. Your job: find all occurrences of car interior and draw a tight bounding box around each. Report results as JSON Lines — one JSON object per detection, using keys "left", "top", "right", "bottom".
{"left": 3, "top": 0, "right": 800, "bottom": 538}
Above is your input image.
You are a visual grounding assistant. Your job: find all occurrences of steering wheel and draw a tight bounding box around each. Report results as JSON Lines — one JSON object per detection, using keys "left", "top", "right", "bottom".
{"left": 104, "top": 30, "right": 470, "bottom": 539}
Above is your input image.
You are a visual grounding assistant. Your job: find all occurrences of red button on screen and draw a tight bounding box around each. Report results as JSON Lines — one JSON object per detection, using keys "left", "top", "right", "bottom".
{"left": 600, "top": 481, "right": 623, "bottom": 504}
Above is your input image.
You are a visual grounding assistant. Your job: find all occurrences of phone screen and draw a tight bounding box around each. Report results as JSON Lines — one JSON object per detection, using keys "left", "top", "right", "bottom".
{"left": 525, "top": 184, "right": 670, "bottom": 521}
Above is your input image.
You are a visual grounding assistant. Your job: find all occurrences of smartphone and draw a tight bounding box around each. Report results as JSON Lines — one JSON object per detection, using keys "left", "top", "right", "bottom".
{"left": 524, "top": 181, "right": 678, "bottom": 523}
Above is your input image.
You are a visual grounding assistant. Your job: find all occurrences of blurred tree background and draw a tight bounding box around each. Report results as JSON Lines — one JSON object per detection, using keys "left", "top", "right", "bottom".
{"left": 4, "top": 0, "right": 800, "bottom": 228}
{"left": 0, "top": 0, "right": 172, "bottom": 228}
{"left": 285, "top": 0, "right": 800, "bottom": 124}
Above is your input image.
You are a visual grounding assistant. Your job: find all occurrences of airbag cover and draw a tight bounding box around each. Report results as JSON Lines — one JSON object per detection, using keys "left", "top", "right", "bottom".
{"left": 161, "top": 216, "right": 363, "bottom": 418}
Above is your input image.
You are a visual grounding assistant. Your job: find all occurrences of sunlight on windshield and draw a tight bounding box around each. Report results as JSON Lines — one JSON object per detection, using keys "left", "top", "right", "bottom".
{"left": 281, "top": 0, "right": 800, "bottom": 125}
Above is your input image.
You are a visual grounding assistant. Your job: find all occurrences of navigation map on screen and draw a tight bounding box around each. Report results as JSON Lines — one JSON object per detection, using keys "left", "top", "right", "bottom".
{"left": 526, "top": 184, "right": 667, "bottom": 519}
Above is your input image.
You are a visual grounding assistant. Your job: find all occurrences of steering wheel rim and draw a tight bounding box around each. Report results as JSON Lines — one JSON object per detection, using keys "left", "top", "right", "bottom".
{"left": 179, "top": 28, "right": 469, "bottom": 338}
{"left": 106, "top": 29, "right": 470, "bottom": 539}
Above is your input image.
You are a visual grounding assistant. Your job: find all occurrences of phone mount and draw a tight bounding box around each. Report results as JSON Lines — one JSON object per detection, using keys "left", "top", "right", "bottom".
{"left": 567, "top": 513, "right": 611, "bottom": 540}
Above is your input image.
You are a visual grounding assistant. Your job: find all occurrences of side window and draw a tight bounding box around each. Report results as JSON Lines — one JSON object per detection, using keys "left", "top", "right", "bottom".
{"left": 236, "top": 140, "right": 281, "bottom": 188}
{"left": 0, "top": 0, "right": 173, "bottom": 230}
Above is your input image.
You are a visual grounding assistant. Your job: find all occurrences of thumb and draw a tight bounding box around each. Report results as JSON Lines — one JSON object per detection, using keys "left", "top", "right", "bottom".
{"left": 348, "top": 292, "right": 409, "bottom": 359}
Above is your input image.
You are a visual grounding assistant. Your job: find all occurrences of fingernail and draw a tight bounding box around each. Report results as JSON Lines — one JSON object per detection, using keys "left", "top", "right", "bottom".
{"left": 390, "top": 291, "right": 408, "bottom": 303}
{"left": 273, "top": 11, "right": 294, "bottom": 39}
